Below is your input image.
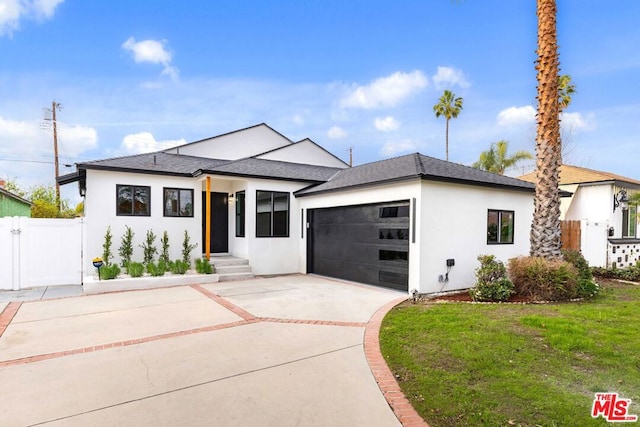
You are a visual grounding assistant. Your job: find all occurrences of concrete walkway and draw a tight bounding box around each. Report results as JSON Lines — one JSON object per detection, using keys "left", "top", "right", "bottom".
{"left": 0, "top": 275, "right": 424, "bottom": 426}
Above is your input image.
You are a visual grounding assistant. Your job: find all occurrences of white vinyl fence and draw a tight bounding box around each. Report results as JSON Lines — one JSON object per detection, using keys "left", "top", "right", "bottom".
{"left": 0, "top": 217, "right": 83, "bottom": 290}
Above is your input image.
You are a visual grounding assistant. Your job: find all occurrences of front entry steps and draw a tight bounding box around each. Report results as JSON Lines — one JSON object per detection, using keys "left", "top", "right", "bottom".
{"left": 209, "top": 255, "right": 255, "bottom": 282}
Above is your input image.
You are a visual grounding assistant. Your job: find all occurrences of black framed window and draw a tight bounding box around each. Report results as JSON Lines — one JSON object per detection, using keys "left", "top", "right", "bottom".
{"left": 163, "top": 188, "right": 193, "bottom": 217}
{"left": 235, "top": 191, "right": 246, "bottom": 237}
{"left": 487, "top": 210, "right": 514, "bottom": 244}
{"left": 256, "top": 190, "right": 289, "bottom": 237}
{"left": 622, "top": 205, "right": 637, "bottom": 238}
{"left": 117, "top": 185, "right": 150, "bottom": 216}
{"left": 380, "top": 206, "right": 410, "bottom": 218}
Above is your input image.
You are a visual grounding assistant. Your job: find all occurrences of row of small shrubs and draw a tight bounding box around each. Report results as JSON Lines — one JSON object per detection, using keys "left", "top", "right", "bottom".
{"left": 102, "top": 226, "right": 198, "bottom": 270}
{"left": 592, "top": 262, "right": 640, "bottom": 282}
{"left": 100, "top": 226, "right": 213, "bottom": 280}
{"left": 470, "top": 250, "right": 599, "bottom": 302}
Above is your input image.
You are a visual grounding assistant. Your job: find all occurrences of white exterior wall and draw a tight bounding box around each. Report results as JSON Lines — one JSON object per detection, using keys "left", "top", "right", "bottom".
{"left": 256, "top": 139, "right": 349, "bottom": 168}
{"left": 242, "top": 179, "right": 307, "bottom": 275}
{"left": 419, "top": 182, "right": 533, "bottom": 294}
{"left": 164, "top": 125, "right": 291, "bottom": 160}
{"left": 84, "top": 170, "right": 202, "bottom": 276}
{"left": 563, "top": 184, "right": 613, "bottom": 225}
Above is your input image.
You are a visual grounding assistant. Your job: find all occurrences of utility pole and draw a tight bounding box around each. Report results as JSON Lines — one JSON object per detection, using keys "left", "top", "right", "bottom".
{"left": 43, "top": 101, "right": 62, "bottom": 213}
{"left": 348, "top": 146, "right": 353, "bottom": 167}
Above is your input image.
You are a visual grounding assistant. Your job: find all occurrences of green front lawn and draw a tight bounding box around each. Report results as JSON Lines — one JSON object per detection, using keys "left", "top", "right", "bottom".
{"left": 380, "top": 280, "right": 640, "bottom": 426}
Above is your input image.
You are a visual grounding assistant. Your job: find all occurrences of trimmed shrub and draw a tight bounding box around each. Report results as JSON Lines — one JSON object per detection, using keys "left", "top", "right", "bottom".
{"left": 508, "top": 256, "right": 579, "bottom": 301}
{"left": 119, "top": 226, "right": 134, "bottom": 269}
{"left": 196, "top": 258, "right": 213, "bottom": 274}
{"left": 146, "top": 261, "right": 166, "bottom": 277}
{"left": 140, "top": 229, "right": 158, "bottom": 265}
{"left": 159, "top": 231, "right": 170, "bottom": 265}
{"left": 102, "top": 226, "right": 113, "bottom": 267}
{"left": 182, "top": 230, "right": 197, "bottom": 267}
{"left": 127, "top": 261, "right": 144, "bottom": 278}
{"left": 562, "top": 250, "right": 600, "bottom": 298}
{"left": 171, "top": 259, "right": 189, "bottom": 275}
{"left": 100, "top": 263, "right": 120, "bottom": 280}
{"left": 469, "top": 255, "right": 515, "bottom": 302}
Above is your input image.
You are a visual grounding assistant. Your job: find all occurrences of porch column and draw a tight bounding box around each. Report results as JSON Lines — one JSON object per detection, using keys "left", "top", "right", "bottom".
{"left": 205, "top": 176, "right": 211, "bottom": 261}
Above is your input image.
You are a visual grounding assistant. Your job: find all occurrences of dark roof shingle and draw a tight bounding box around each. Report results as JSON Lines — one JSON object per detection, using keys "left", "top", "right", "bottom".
{"left": 295, "top": 153, "right": 534, "bottom": 196}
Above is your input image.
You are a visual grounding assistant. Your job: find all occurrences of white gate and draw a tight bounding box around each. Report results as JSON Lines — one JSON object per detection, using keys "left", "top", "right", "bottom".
{"left": 0, "top": 217, "right": 83, "bottom": 290}
{"left": 581, "top": 219, "right": 608, "bottom": 268}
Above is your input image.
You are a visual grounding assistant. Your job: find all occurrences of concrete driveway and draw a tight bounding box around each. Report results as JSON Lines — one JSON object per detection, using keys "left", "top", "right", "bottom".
{"left": 0, "top": 275, "right": 421, "bottom": 426}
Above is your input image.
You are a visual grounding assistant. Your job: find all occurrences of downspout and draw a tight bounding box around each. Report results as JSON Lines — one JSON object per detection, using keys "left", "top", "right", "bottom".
{"left": 206, "top": 176, "right": 211, "bottom": 261}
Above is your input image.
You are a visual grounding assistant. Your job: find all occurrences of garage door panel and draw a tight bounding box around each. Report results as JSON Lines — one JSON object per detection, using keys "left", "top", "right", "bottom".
{"left": 309, "top": 201, "right": 410, "bottom": 290}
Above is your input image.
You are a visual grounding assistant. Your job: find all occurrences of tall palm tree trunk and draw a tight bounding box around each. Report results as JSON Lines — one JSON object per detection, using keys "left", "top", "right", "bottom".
{"left": 530, "top": 0, "right": 562, "bottom": 259}
{"left": 445, "top": 118, "right": 450, "bottom": 161}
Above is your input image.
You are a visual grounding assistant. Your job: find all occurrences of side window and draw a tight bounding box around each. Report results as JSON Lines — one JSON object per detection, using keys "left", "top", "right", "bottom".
{"left": 164, "top": 188, "right": 194, "bottom": 217}
{"left": 117, "top": 185, "right": 150, "bottom": 216}
{"left": 487, "top": 210, "right": 514, "bottom": 244}
{"left": 235, "top": 191, "right": 245, "bottom": 237}
{"left": 623, "top": 205, "right": 637, "bottom": 238}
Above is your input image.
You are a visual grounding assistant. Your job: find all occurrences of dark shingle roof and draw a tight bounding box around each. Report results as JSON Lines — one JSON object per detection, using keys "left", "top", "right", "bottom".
{"left": 74, "top": 152, "right": 341, "bottom": 183}
{"left": 295, "top": 153, "right": 535, "bottom": 196}
{"left": 81, "top": 152, "right": 227, "bottom": 176}
{"left": 203, "top": 158, "right": 340, "bottom": 182}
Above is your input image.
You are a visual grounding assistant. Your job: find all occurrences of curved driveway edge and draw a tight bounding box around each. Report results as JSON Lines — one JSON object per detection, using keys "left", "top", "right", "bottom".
{"left": 365, "top": 298, "right": 429, "bottom": 427}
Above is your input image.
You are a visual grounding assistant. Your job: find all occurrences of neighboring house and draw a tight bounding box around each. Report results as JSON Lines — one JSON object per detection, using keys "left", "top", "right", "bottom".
{"left": 0, "top": 181, "right": 32, "bottom": 217}
{"left": 519, "top": 164, "right": 640, "bottom": 268}
{"left": 60, "top": 123, "right": 535, "bottom": 294}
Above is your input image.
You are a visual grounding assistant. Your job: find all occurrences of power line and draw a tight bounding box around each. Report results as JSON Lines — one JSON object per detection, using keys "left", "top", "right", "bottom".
{"left": 0, "top": 158, "right": 74, "bottom": 167}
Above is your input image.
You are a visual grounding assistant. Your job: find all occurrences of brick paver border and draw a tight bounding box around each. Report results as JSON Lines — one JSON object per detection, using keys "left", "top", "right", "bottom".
{"left": 0, "top": 302, "right": 21, "bottom": 338}
{"left": 364, "top": 297, "right": 429, "bottom": 427}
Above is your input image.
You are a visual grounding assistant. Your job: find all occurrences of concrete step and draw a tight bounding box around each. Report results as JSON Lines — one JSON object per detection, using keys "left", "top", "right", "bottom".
{"left": 208, "top": 256, "right": 250, "bottom": 267}
{"left": 208, "top": 255, "right": 254, "bottom": 281}
{"left": 218, "top": 272, "right": 255, "bottom": 282}
{"left": 214, "top": 265, "right": 253, "bottom": 274}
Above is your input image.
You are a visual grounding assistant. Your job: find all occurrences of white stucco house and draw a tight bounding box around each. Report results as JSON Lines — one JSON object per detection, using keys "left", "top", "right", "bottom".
{"left": 520, "top": 164, "right": 640, "bottom": 268}
{"left": 60, "top": 123, "right": 536, "bottom": 294}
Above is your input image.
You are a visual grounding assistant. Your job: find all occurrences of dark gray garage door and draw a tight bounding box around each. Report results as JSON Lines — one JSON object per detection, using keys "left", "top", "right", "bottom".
{"left": 307, "top": 201, "right": 410, "bottom": 291}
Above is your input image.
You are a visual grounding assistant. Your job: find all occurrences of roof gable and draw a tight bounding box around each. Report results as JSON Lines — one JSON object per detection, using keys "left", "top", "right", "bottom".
{"left": 163, "top": 123, "right": 292, "bottom": 160}
{"left": 255, "top": 138, "right": 349, "bottom": 168}
{"left": 0, "top": 187, "right": 33, "bottom": 206}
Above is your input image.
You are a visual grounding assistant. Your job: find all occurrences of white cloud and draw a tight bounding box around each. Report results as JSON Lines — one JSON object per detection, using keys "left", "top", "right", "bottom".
{"left": 0, "top": 0, "right": 63, "bottom": 36}
{"left": 374, "top": 116, "right": 400, "bottom": 132}
{"left": 122, "top": 37, "right": 179, "bottom": 82}
{"left": 561, "top": 112, "right": 595, "bottom": 131}
{"left": 57, "top": 123, "right": 98, "bottom": 156}
{"left": 380, "top": 139, "right": 418, "bottom": 157}
{"left": 340, "top": 71, "right": 428, "bottom": 109}
{"left": 327, "top": 125, "right": 347, "bottom": 139}
{"left": 119, "top": 132, "right": 186, "bottom": 154}
{"left": 432, "top": 66, "right": 471, "bottom": 89}
{"left": 497, "top": 105, "right": 536, "bottom": 127}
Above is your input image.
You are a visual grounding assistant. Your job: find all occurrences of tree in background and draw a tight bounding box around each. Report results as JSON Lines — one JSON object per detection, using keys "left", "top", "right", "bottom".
{"left": 558, "top": 74, "right": 575, "bottom": 113}
{"left": 530, "top": 0, "right": 562, "bottom": 260}
{"left": 433, "top": 89, "right": 463, "bottom": 162}
{"left": 4, "top": 180, "right": 76, "bottom": 218}
{"left": 472, "top": 140, "right": 533, "bottom": 175}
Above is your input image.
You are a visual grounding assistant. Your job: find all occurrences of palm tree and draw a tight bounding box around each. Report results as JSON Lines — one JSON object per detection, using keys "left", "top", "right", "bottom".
{"left": 530, "top": 0, "right": 562, "bottom": 260}
{"left": 558, "top": 74, "right": 576, "bottom": 112}
{"left": 472, "top": 140, "right": 533, "bottom": 175}
{"left": 433, "top": 90, "right": 463, "bottom": 162}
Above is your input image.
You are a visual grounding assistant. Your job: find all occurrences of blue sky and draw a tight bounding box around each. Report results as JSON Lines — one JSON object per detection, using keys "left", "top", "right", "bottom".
{"left": 1, "top": 0, "right": 639, "bottom": 203}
